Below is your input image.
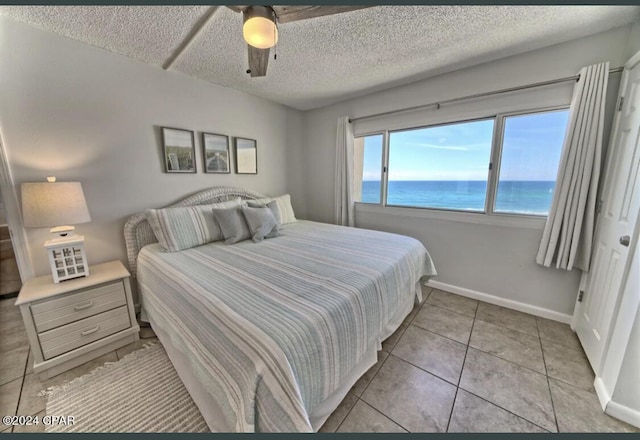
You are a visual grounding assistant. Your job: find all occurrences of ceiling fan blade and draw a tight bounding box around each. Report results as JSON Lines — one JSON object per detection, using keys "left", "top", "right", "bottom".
{"left": 274, "top": 6, "right": 370, "bottom": 23}
{"left": 247, "top": 45, "right": 270, "bottom": 77}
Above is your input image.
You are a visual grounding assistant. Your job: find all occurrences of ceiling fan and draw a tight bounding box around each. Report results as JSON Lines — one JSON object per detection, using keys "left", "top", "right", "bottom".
{"left": 226, "top": 5, "right": 369, "bottom": 77}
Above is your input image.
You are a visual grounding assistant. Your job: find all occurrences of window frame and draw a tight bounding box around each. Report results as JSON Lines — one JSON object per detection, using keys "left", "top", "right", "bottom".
{"left": 489, "top": 105, "right": 569, "bottom": 219}
{"left": 385, "top": 116, "right": 496, "bottom": 214}
{"left": 355, "top": 131, "right": 386, "bottom": 205}
{"left": 354, "top": 105, "right": 569, "bottom": 219}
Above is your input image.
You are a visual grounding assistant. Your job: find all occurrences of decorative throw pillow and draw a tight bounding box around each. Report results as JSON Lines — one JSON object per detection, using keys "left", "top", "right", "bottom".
{"left": 212, "top": 206, "right": 252, "bottom": 244}
{"left": 247, "top": 200, "right": 281, "bottom": 225}
{"left": 241, "top": 205, "right": 280, "bottom": 242}
{"left": 145, "top": 198, "right": 241, "bottom": 252}
{"left": 246, "top": 194, "right": 297, "bottom": 225}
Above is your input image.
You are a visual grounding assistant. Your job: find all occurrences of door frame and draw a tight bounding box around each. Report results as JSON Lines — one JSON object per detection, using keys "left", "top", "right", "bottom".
{"left": 0, "top": 132, "right": 34, "bottom": 282}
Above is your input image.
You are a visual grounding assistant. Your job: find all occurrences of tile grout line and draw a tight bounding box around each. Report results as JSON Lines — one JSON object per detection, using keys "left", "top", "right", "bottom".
{"left": 450, "top": 307, "right": 553, "bottom": 432}
{"left": 334, "top": 397, "right": 411, "bottom": 433}
{"left": 359, "top": 350, "right": 392, "bottom": 396}
{"left": 339, "top": 344, "right": 396, "bottom": 432}
{"left": 536, "top": 317, "right": 561, "bottom": 433}
{"left": 445, "top": 301, "right": 478, "bottom": 433}
{"left": 421, "top": 298, "right": 543, "bottom": 342}
{"left": 332, "top": 396, "right": 360, "bottom": 432}
{"left": 424, "top": 299, "right": 477, "bottom": 320}
{"left": 350, "top": 294, "right": 587, "bottom": 433}
{"left": 404, "top": 324, "right": 548, "bottom": 389}
{"left": 466, "top": 345, "right": 548, "bottom": 377}
{"left": 455, "top": 386, "right": 552, "bottom": 432}
{"left": 386, "top": 352, "right": 460, "bottom": 389}
{"left": 351, "top": 291, "right": 430, "bottom": 433}
{"left": 11, "top": 344, "right": 31, "bottom": 433}
{"left": 409, "top": 319, "right": 548, "bottom": 377}
{"left": 410, "top": 319, "right": 471, "bottom": 345}
{"left": 359, "top": 398, "right": 411, "bottom": 433}
{"left": 473, "top": 315, "right": 540, "bottom": 338}
{"left": 413, "top": 303, "right": 554, "bottom": 378}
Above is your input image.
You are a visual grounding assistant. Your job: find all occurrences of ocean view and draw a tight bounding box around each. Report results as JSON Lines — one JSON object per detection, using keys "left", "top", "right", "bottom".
{"left": 361, "top": 180, "right": 555, "bottom": 215}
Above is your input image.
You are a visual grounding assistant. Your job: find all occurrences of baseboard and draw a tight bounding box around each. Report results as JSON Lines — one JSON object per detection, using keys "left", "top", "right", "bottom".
{"left": 593, "top": 377, "right": 640, "bottom": 428}
{"left": 426, "top": 280, "right": 573, "bottom": 324}
{"left": 594, "top": 377, "right": 610, "bottom": 410}
{"left": 606, "top": 400, "right": 640, "bottom": 429}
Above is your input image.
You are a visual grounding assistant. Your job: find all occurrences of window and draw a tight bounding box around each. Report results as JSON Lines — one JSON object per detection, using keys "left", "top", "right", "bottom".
{"left": 354, "top": 107, "right": 569, "bottom": 217}
{"left": 354, "top": 134, "right": 383, "bottom": 204}
{"left": 494, "top": 109, "right": 569, "bottom": 215}
{"left": 387, "top": 119, "right": 494, "bottom": 211}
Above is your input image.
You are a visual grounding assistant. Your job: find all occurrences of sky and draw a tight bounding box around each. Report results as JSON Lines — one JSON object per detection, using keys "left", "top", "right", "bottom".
{"left": 362, "top": 109, "right": 569, "bottom": 181}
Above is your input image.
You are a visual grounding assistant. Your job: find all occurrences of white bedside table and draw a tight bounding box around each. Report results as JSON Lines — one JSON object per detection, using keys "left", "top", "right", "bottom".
{"left": 15, "top": 260, "right": 140, "bottom": 380}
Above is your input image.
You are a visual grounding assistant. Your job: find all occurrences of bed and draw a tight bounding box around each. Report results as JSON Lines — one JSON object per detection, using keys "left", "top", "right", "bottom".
{"left": 123, "top": 186, "right": 436, "bottom": 432}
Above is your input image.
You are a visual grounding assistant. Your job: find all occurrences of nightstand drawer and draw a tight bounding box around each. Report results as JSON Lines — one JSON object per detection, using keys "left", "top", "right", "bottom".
{"left": 31, "top": 281, "right": 126, "bottom": 333}
{"left": 39, "top": 306, "right": 131, "bottom": 360}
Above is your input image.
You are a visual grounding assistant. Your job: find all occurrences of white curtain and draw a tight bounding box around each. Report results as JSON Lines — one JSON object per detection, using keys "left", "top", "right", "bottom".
{"left": 334, "top": 116, "right": 355, "bottom": 226}
{"left": 536, "top": 62, "right": 609, "bottom": 271}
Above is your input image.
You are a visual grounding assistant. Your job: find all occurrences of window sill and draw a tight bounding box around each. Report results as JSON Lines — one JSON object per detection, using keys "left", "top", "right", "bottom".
{"left": 355, "top": 202, "right": 547, "bottom": 230}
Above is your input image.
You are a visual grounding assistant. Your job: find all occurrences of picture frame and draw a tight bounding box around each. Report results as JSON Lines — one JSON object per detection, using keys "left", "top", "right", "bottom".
{"left": 202, "top": 132, "right": 231, "bottom": 174}
{"left": 234, "top": 137, "right": 257, "bottom": 174}
{"left": 161, "top": 127, "right": 196, "bottom": 173}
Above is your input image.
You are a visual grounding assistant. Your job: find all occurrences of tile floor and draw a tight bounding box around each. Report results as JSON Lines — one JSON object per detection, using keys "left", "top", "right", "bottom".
{"left": 1, "top": 289, "right": 638, "bottom": 433}
{"left": 320, "top": 288, "right": 638, "bottom": 433}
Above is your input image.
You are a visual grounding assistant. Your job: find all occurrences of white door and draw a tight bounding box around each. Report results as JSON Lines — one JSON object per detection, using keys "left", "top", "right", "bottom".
{"left": 575, "top": 51, "right": 640, "bottom": 374}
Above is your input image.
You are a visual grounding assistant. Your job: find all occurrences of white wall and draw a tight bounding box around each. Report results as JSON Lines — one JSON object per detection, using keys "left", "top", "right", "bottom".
{"left": 301, "top": 25, "right": 634, "bottom": 317}
{"left": 625, "top": 19, "right": 640, "bottom": 60}
{"left": 0, "top": 17, "right": 305, "bottom": 278}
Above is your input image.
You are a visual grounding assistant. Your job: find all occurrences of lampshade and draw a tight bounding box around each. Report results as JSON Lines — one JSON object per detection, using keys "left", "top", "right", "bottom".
{"left": 243, "top": 6, "right": 278, "bottom": 49}
{"left": 21, "top": 181, "right": 91, "bottom": 230}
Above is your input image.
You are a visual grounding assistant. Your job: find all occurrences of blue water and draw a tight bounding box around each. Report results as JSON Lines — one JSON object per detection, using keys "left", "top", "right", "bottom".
{"left": 361, "top": 180, "right": 555, "bottom": 215}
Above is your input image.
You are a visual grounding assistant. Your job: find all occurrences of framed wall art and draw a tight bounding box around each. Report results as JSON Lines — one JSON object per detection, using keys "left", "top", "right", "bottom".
{"left": 161, "top": 127, "right": 196, "bottom": 173}
{"left": 202, "top": 132, "right": 231, "bottom": 174}
{"left": 234, "top": 137, "right": 257, "bottom": 174}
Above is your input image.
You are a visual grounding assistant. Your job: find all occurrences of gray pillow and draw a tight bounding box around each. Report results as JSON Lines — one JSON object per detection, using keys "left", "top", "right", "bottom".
{"left": 247, "top": 200, "right": 283, "bottom": 225}
{"left": 242, "top": 205, "right": 280, "bottom": 242}
{"left": 212, "top": 206, "right": 251, "bottom": 244}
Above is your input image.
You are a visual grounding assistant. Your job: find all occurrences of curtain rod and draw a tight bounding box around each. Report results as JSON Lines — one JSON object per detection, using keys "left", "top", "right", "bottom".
{"left": 349, "top": 66, "right": 624, "bottom": 124}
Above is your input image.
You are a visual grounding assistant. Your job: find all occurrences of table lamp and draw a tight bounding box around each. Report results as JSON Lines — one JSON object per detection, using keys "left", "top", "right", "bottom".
{"left": 21, "top": 177, "right": 91, "bottom": 283}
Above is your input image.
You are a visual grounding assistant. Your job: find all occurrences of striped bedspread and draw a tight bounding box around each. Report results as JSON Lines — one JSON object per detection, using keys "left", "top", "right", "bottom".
{"left": 137, "top": 220, "right": 436, "bottom": 432}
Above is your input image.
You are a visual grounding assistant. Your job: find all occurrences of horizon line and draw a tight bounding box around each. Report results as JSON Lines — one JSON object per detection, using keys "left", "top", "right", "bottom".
{"left": 362, "top": 179, "right": 556, "bottom": 182}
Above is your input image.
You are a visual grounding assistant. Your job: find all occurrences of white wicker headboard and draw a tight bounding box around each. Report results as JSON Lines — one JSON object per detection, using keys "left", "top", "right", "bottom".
{"left": 123, "top": 186, "right": 266, "bottom": 277}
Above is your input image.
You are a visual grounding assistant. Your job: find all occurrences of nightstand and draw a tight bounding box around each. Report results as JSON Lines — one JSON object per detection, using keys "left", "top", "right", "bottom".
{"left": 16, "top": 260, "right": 140, "bottom": 380}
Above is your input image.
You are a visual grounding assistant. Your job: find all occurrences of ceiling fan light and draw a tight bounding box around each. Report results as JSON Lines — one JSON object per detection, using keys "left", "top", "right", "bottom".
{"left": 243, "top": 6, "right": 278, "bottom": 49}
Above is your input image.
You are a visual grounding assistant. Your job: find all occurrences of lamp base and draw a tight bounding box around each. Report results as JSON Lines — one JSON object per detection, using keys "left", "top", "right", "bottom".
{"left": 49, "top": 225, "right": 75, "bottom": 237}
{"left": 44, "top": 236, "right": 89, "bottom": 283}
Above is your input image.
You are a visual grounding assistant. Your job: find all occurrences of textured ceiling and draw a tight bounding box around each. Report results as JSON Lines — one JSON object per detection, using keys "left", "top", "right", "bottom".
{"left": 1, "top": 5, "right": 639, "bottom": 110}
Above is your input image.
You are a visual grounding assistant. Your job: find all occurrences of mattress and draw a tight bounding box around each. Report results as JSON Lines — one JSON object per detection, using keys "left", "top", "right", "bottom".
{"left": 136, "top": 220, "right": 436, "bottom": 432}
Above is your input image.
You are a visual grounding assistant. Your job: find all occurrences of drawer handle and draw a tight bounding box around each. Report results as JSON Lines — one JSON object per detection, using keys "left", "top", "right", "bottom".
{"left": 80, "top": 325, "right": 100, "bottom": 336}
{"left": 74, "top": 301, "right": 94, "bottom": 311}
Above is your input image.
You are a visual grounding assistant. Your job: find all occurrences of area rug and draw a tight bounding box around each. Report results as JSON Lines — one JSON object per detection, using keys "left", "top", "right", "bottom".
{"left": 40, "top": 343, "right": 209, "bottom": 432}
